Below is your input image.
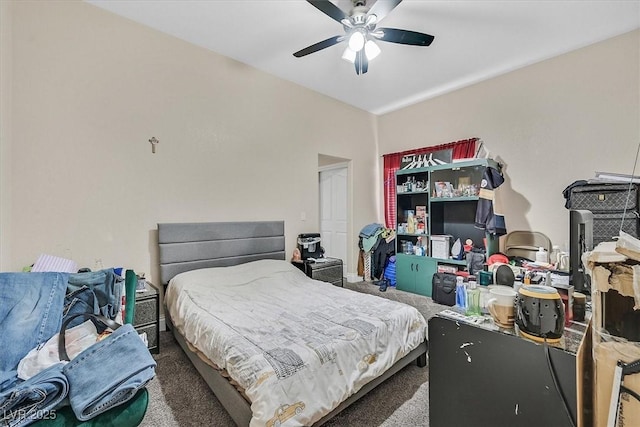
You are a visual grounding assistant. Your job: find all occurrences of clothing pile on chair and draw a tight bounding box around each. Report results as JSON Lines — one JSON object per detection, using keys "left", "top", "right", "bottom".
{"left": 358, "top": 223, "right": 396, "bottom": 282}
{"left": 0, "top": 269, "right": 156, "bottom": 426}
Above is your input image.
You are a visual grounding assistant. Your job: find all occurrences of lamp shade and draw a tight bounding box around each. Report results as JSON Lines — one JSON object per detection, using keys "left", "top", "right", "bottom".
{"left": 342, "top": 47, "right": 356, "bottom": 63}
{"left": 348, "top": 31, "right": 365, "bottom": 51}
{"left": 364, "top": 40, "right": 381, "bottom": 60}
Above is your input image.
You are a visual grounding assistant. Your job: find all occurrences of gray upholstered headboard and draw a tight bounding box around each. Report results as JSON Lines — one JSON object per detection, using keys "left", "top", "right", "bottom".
{"left": 157, "top": 221, "right": 286, "bottom": 285}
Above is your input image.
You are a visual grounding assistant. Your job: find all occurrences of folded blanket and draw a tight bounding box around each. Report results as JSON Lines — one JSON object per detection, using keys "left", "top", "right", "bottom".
{"left": 359, "top": 223, "right": 383, "bottom": 238}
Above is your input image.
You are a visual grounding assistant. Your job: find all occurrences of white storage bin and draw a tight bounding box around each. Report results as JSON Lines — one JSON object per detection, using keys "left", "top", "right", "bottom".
{"left": 430, "top": 235, "right": 452, "bottom": 259}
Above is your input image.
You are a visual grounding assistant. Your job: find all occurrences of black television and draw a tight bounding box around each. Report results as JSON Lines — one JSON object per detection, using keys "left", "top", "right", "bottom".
{"left": 569, "top": 209, "right": 593, "bottom": 293}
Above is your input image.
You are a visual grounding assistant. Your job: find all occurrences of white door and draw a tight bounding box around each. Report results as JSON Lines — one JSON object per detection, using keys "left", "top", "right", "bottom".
{"left": 319, "top": 166, "right": 348, "bottom": 273}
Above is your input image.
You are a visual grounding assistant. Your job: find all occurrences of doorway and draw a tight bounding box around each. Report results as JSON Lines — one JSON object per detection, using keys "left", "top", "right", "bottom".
{"left": 319, "top": 164, "right": 348, "bottom": 274}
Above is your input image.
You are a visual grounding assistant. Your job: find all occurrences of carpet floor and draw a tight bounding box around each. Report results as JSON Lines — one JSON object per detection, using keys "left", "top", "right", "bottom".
{"left": 140, "top": 282, "right": 448, "bottom": 426}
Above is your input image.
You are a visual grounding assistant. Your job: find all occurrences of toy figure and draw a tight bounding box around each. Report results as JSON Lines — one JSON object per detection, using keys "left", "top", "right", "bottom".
{"left": 291, "top": 248, "right": 302, "bottom": 262}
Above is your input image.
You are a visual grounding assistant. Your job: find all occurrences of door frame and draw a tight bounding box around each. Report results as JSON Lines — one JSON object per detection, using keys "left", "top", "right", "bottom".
{"left": 318, "top": 161, "right": 350, "bottom": 274}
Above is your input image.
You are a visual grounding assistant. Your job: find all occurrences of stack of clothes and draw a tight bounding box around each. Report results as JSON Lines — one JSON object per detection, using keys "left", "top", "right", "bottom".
{"left": 359, "top": 223, "right": 396, "bottom": 282}
{"left": 0, "top": 269, "right": 155, "bottom": 427}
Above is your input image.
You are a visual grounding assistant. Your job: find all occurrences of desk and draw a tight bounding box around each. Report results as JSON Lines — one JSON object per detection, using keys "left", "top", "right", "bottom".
{"left": 429, "top": 316, "right": 582, "bottom": 427}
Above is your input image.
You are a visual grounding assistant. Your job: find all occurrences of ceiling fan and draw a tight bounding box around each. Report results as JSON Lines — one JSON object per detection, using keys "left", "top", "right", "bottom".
{"left": 293, "top": 0, "right": 435, "bottom": 75}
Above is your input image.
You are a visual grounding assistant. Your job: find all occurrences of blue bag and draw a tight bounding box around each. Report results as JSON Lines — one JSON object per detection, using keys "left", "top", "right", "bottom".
{"left": 383, "top": 256, "right": 396, "bottom": 287}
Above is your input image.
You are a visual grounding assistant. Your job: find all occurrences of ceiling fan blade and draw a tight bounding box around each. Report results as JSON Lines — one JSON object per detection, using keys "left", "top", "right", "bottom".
{"left": 354, "top": 50, "right": 368, "bottom": 75}
{"left": 306, "top": 0, "right": 348, "bottom": 24}
{"left": 367, "top": 0, "right": 403, "bottom": 23}
{"left": 375, "top": 28, "right": 435, "bottom": 46}
{"left": 293, "top": 36, "right": 343, "bottom": 58}
{"left": 361, "top": 51, "right": 368, "bottom": 74}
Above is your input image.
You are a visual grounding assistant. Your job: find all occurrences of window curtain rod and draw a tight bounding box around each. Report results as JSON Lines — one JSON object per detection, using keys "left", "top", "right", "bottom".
{"left": 380, "top": 138, "right": 482, "bottom": 157}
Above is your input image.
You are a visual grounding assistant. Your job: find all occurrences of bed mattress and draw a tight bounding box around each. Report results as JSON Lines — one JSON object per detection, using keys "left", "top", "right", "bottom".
{"left": 165, "top": 259, "right": 427, "bottom": 426}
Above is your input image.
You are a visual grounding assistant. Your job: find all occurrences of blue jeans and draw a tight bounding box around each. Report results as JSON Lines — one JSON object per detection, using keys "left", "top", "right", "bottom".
{"left": 0, "top": 364, "right": 68, "bottom": 427}
{"left": 64, "top": 269, "right": 122, "bottom": 329}
{"left": 1, "top": 271, "right": 155, "bottom": 425}
{"left": 0, "top": 273, "right": 68, "bottom": 392}
{"left": 63, "top": 324, "right": 156, "bottom": 421}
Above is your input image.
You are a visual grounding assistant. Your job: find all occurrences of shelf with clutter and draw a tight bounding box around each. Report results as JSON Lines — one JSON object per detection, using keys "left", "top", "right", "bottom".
{"left": 394, "top": 158, "right": 502, "bottom": 298}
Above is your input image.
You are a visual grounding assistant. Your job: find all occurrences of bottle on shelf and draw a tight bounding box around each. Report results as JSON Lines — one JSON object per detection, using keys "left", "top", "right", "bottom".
{"left": 415, "top": 236, "right": 425, "bottom": 256}
{"left": 455, "top": 276, "right": 466, "bottom": 311}
{"left": 407, "top": 211, "right": 416, "bottom": 234}
{"left": 549, "top": 245, "right": 560, "bottom": 268}
{"left": 466, "top": 281, "right": 481, "bottom": 316}
{"left": 535, "top": 247, "right": 548, "bottom": 264}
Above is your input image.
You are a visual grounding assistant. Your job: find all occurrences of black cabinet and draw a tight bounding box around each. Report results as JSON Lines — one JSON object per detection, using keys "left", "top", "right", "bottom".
{"left": 428, "top": 316, "right": 578, "bottom": 427}
{"left": 294, "top": 258, "right": 344, "bottom": 287}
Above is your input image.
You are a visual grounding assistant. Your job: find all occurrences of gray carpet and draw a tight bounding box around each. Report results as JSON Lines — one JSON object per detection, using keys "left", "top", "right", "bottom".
{"left": 140, "top": 282, "right": 448, "bottom": 426}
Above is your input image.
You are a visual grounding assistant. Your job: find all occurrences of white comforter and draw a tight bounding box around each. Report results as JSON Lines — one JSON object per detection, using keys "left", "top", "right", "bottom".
{"left": 165, "top": 259, "right": 427, "bottom": 426}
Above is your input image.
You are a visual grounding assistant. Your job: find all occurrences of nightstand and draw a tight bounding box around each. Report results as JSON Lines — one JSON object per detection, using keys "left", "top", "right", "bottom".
{"left": 295, "top": 257, "right": 344, "bottom": 287}
{"left": 133, "top": 281, "right": 160, "bottom": 354}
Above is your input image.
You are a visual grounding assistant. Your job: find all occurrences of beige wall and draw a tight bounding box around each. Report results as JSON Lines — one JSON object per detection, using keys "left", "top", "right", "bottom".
{"left": 2, "top": 1, "right": 379, "bottom": 280}
{"left": 378, "top": 29, "right": 640, "bottom": 252}
{"left": 3, "top": 1, "right": 638, "bottom": 282}
{"left": 0, "top": 0, "right": 13, "bottom": 270}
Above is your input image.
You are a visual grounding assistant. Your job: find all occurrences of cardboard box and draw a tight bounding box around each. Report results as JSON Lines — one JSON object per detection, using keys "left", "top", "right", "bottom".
{"left": 594, "top": 341, "right": 640, "bottom": 427}
{"left": 576, "top": 321, "right": 593, "bottom": 427}
{"left": 586, "top": 241, "right": 640, "bottom": 427}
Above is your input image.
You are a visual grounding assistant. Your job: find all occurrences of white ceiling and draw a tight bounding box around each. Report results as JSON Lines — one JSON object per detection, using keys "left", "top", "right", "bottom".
{"left": 86, "top": 0, "right": 640, "bottom": 115}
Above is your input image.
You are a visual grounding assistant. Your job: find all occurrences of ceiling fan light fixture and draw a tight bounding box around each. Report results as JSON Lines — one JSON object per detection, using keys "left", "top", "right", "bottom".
{"left": 294, "top": 0, "right": 435, "bottom": 76}
{"left": 348, "top": 30, "right": 365, "bottom": 52}
{"left": 341, "top": 46, "right": 357, "bottom": 63}
{"left": 364, "top": 40, "right": 381, "bottom": 60}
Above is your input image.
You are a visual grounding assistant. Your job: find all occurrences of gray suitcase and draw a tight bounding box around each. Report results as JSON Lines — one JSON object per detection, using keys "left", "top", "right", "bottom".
{"left": 590, "top": 212, "right": 639, "bottom": 245}
{"left": 567, "top": 183, "right": 639, "bottom": 245}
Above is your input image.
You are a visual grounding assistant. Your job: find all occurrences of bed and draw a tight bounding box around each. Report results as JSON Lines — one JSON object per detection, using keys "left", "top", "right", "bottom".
{"left": 158, "top": 221, "right": 427, "bottom": 426}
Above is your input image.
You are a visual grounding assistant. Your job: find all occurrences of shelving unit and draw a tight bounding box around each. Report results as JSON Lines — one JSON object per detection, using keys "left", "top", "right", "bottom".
{"left": 395, "top": 158, "right": 500, "bottom": 297}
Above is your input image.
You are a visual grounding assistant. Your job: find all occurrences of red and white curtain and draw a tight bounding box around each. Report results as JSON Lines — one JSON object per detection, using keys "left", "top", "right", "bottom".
{"left": 383, "top": 138, "right": 479, "bottom": 229}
